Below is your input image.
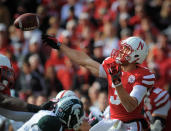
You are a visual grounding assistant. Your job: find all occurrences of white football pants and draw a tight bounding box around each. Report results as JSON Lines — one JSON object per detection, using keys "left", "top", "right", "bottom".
{"left": 90, "top": 119, "right": 142, "bottom": 131}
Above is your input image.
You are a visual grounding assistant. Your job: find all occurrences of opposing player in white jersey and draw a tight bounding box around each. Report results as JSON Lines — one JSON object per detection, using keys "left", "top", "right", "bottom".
{"left": 144, "top": 87, "right": 170, "bottom": 131}
{"left": 18, "top": 95, "right": 85, "bottom": 131}
{"left": 43, "top": 35, "right": 154, "bottom": 131}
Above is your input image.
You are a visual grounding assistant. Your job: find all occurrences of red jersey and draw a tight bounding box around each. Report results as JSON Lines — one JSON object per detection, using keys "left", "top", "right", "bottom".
{"left": 102, "top": 57, "right": 155, "bottom": 122}
{"left": 144, "top": 87, "right": 170, "bottom": 123}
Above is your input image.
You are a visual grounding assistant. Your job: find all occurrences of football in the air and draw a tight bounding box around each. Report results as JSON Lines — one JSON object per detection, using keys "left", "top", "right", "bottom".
{"left": 14, "top": 13, "right": 40, "bottom": 31}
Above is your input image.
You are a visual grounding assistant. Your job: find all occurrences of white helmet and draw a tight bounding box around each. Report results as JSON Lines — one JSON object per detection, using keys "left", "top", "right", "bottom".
{"left": 111, "top": 36, "right": 148, "bottom": 64}
{"left": 0, "top": 54, "right": 14, "bottom": 90}
{"left": 56, "top": 90, "right": 76, "bottom": 100}
{"left": 50, "top": 90, "right": 76, "bottom": 104}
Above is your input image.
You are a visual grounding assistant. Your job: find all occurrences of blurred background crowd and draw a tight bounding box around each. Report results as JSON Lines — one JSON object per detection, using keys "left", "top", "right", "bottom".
{"left": 0, "top": 0, "right": 170, "bottom": 130}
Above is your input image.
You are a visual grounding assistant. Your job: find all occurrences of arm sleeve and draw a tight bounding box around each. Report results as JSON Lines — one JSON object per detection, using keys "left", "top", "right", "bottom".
{"left": 99, "top": 64, "right": 107, "bottom": 78}
{"left": 0, "top": 107, "right": 34, "bottom": 122}
{"left": 153, "top": 100, "right": 170, "bottom": 116}
{"left": 130, "top": 85, "right": 147, "bottom": 105}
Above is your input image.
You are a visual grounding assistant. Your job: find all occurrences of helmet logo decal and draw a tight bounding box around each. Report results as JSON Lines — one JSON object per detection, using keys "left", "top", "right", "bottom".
{"left": 55, "top": 96, "right": 84, "bottom": 130}
{"left": 137, "top": 41, "right": 144, "bottom": 50}
{"left": 71, "top": 104, "right": 81, "bottom": 115}
{"left": 128, "top": 75, "right": 135, "bottom": 83}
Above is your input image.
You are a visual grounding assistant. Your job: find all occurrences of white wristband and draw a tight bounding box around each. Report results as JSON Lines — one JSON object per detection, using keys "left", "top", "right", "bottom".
{"left": 113, "top": 82, "right": 122, "bottom": 88}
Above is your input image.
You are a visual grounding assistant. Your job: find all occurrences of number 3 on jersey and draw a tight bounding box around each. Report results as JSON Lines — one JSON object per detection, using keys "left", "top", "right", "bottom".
{"left": 110, "top": 90, "right": 121, "bottom": 105}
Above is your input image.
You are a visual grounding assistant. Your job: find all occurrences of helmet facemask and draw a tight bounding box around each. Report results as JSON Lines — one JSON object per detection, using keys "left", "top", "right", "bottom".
{"left": 68, "top": 105, "right": 85, "bottom": 130}
{"left": 111, "top": 43, "right": 134, "bottom": 65}
{"left": 0, "top": 66, "right": 15, "bottom": 90}
{"left": 54, "top": 96, "right": 84, "bottom": 130}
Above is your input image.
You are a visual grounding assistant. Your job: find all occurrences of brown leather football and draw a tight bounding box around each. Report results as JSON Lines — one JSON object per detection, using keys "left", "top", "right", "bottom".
{"left": 14, "top": 13, "right": 40, "bottom": 31}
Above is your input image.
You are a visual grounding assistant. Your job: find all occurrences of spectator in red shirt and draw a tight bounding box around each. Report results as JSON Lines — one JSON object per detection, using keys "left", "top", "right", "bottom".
{"left": 56, "top": 57, "right": 74, "bottom": 90}
{"left": 147, "top": 33, "right": 171, "bottom": 89}
{"left": 129, "top": 4, "right": 146, "bottom": 26}
{"left": 45, "top": 49, "right": 65, "bottom": 71}
{"left": 133, "top": 17, "right": 159, "bottom": 40}
{"left": 0, "top": 23, "right": 13, "bottom": 55}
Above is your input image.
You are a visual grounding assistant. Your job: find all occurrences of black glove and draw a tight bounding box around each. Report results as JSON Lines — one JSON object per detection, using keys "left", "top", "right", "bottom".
{"left": 42, "top": 34, "right": 61, "bottom": 50}
{"left": 27, "top": 101, "right": 57, "bottom": 113}
{"left": 40, "top": 101, "right": 57, "bottom": 110}
{"left": 108, "top": 65, "right": 122, "bottom": 87}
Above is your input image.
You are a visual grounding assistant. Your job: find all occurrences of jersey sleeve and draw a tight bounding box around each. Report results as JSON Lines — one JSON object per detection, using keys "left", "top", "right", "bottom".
{"left": 153, "top": 88, "right": 170, "bottom": 110}
{"left": 134, "top": 73, "right": 155, "bottom": 89}
{"left": 0, "top": 107, "right": 34, "bottom": 122}
{"left": 131, "top": 69, "right": 155, "bottom": 104}
{"left": 130, "top": 85, "right": 147, "bottom": 105}
{"left": 153, "top": 100, "right": 170, "bottom": 116}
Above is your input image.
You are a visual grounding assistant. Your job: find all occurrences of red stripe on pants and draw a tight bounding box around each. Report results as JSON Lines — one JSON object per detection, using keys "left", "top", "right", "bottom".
{"left": 136, "top": 121, "right": 140, "bottom": 131}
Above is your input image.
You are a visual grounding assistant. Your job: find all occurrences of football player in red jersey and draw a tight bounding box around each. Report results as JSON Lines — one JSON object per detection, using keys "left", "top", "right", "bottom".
{"left": 144, "top": 87, "right": 170, "bottom": 131}
{"left": 90, "top": 87, "right": 170, "bottom": 131}
{"left": 43, "top": 35, "right": 154, "bottom": 131}
{"left": 0, "top": 54, "right": 55, "bottom": 121}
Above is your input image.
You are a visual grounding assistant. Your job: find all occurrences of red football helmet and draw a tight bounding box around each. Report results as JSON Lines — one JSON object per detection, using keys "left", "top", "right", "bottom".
{"left": 0, "top": 54, "right": 15, "bottom": 91}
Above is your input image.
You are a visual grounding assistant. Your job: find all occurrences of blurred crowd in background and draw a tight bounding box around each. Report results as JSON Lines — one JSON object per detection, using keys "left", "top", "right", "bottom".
{"left": 0, "top": 0, "right": 170, "bottom": 130}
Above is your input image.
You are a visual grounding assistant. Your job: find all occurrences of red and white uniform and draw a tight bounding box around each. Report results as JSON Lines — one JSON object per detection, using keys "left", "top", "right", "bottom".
{"left": 90, "top": 57, "right": 155, "bottom": 131}
{"left": 144, "top": 87, "right": 170, "bottom": 123}
{"left": 102, "top": 57, "right": 155, "bottom": 122}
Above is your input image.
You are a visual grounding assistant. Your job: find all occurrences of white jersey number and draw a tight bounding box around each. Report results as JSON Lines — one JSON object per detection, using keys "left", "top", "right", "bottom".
{"left": 110, "top": 90, "right": 120, "bottom": 105}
